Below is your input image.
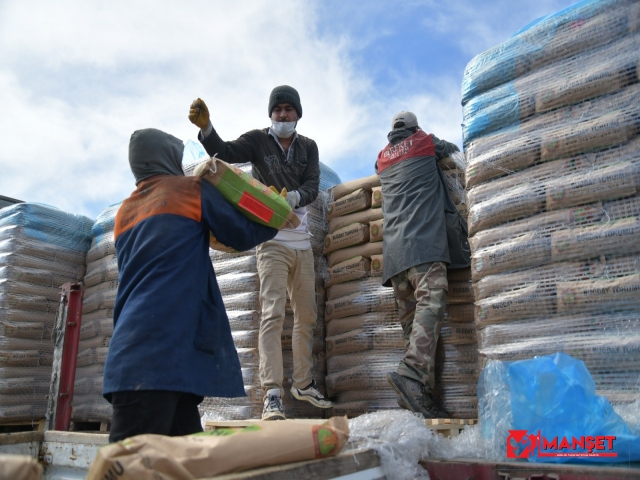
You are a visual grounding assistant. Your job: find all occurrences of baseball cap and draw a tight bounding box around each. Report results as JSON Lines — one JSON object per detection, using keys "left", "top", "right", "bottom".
{"left": 391, "top": 111, "right": 418, "bottom": 131}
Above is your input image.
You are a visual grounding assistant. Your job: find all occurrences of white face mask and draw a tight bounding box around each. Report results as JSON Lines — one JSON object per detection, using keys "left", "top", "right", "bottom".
{"left": 271, "top": 121, "right": 296, "bottom": 139}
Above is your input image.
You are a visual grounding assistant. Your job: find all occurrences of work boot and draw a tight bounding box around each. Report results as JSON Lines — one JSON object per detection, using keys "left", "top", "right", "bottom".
{"left": 422, "top": 390, "right": 449, "bottom": 419}
{"left": 387, "top": 372, "right": 430, "bottom": 417}
{"left": 262, "top": 389, "right": 286, "bottom": 420}
{"left": 395, "top": 384, "right": 449, "bottom": 419}
{"left": 291, "top": 380, "right": 333, "bottom": 408}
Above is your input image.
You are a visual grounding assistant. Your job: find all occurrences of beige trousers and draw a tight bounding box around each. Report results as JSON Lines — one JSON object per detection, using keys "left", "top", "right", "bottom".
{"left": 256, "top": 240, "right": 317, "bottom": 393}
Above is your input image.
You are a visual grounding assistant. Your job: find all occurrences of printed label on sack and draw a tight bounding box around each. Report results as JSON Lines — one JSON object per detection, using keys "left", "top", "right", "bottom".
{"left": 238, "top": 192, "right": 275, "bottom": 223}
{"left": 313, "top": 426, "right": 340, "bottom": 458}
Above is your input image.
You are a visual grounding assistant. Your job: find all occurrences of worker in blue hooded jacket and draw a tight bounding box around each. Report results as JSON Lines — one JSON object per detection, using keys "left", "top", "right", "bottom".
{"left": 103, "top": 128, "right": 277, "bottom": 443}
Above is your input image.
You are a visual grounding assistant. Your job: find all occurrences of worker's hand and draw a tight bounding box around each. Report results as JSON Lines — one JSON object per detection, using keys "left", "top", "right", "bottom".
{"left": 188, "top": 98, "right": 210, "bottom": 130}
{"left": 285, "top": 191, "right": 298, "bottom": 209}
{"left": 269, "top": 186, "right": 288, "bottom": 197}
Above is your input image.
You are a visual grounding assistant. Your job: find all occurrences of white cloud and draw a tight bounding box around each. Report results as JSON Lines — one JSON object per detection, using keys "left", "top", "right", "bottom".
{"left": 0, "top": 0, "right": 374, "bottom": 218}
{"left": 0, "top": 0, "right": 582, "bottom": 219}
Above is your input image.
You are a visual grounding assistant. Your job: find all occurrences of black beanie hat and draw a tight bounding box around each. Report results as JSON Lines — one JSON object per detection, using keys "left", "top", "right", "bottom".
{"left": 268, "top": 85, "right": 302, "bottom": 118}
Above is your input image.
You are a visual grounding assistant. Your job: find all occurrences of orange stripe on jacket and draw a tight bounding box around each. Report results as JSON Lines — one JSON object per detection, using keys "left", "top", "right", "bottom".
{"left": 115, "top": 176, "right": 202, "bottom": 239}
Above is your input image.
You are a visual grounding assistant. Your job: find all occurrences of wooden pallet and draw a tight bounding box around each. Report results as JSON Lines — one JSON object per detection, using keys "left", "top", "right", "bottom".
{"left": 424, "top": 418, "right": 477, "bottom": 438}
{"left": 0, "top": 419, "right": 46, "bottom": 434}
{"left": 69, "top": 420, "right": 110, "bottom": 433}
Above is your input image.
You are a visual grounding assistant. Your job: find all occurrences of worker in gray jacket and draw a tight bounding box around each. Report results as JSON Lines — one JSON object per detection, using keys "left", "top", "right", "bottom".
{"left": 188, "top": 86, "right": 332, "bottom": 420}
{"left": 375, "top": 111, "right": 471, "bottom": 418}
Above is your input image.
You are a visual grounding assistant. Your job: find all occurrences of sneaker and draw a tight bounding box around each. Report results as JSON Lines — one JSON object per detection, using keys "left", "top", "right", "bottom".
{"left": 387, "top": 372, "right": 432, "bottom": 418}
{"left": 290, "top": 380, "right": 333, "bottom": 408}
{"left": 262, "top": 389, "right": 286, "bottom": 420}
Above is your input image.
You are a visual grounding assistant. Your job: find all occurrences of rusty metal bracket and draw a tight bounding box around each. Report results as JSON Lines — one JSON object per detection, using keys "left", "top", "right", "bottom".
{"left": 45, "top": 283, "right": 84, "bottom": 431}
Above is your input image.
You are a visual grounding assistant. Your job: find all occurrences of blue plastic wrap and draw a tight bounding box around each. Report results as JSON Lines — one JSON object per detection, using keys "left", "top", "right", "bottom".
{"left": 0, "top": 203, "right": 93, "bottom": 253}
{"left": 480, "top": 353, "right": 640, "bottom": 463}
{"left": 463, "top": 30, "right": 640, "bottom": 145}
{"left": 461, "top": 0, "right": 630, "bottom": 105}
{"left": 91, "top": 203, "right": 121, "bottom": 244}
{"left": 319, "top": 162, "right": 342, "bottom": 192}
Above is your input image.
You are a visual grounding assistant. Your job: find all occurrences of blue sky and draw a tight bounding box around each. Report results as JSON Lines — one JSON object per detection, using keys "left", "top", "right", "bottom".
{"left": 0, "top": 0, "right": 576, "bottom": 219}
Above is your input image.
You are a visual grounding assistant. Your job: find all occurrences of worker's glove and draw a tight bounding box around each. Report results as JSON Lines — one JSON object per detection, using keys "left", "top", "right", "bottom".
{"left": 269, "top": 185, "right": 288, "bottom": 197}
{"left": 285, "top": 191, "right": 299, "bottom": 210}
{"left": 188, "top": 98, "right": 210, "bottom": 130}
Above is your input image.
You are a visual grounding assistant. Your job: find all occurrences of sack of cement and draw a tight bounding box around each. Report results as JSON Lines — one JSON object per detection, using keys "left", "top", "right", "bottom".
{"left": 447, "top": 281, "right": 474, "bottom": 305}
{"left": 328, "top": 208, "right": 383, "bottom": 234}
{"left": 327, "top": 242, "right": 383, "bottom": 268}
{"left": 325, "top": 256, "right": 371, "bottom": 288}
{"left": 550, "top": 216, "right": 640, "bottom": 262}
{"left": 546, "top": 162, "right": 637, "bottom": 211}
{"left": 476, "top": 283, "right": 554, "bottom": 325}
{"left": 331, "top": 174, "right": 380, "bottom": 201}
{"left": 439, "top": 323, "right": 477, "bottom": 346}
{"left": 472, "top": 233, "right": 552, "bottom": 280}
{"left": 325, "top": 290, "right": 396, "bottom": 322}
{"left": 325, "top": 326, "right": 403, "bottom": 357}
{"left": 371, "top": 186, "right": 383, "bottom": 208}
{"left": 325, "top": 312, "right": 399, "bottom": 337}
{"left": 326, "top": 189, "right": 372, "bottom": 219}
{"left": 323, "top": 223, "right": 369, "bottom": 254}
{"left": 469, "top": 203, "right": 605, "bottom": 252}
{"left": 194, "top": 157, "right": 300, "bottom": 230}
{"left": 0, "top": 454, "right": 43, "bottom": 480}
{"left": 468, "top": 185, "right": 545, "bottom": 235}
{"left": 540, "top": 112, "right": 635, "bottom": 162}
{"left": 86, "top": 417, "right": 349, "bottom": 480}
{"left": 445, "top": 304, "right": 475, "bottom": 323}
{"left": 466, "top": 136, "right": 540, "bottom": 188}
{"left": 556, "top": 272, "right": 640, "bottom": 314}
{"left": 369, "top": 219, "right": 383, "bottom": 243}
{"left": 370, "top": 254, "right": 383, "bottom": 276}
{"left": 327, "top": 278, "right": 383, "bottom": 301}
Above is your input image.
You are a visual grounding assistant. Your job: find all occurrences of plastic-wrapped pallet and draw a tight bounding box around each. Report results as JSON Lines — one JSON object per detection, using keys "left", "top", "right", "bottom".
{"left": 321, "top": 176, "right": 399, "bottom": 417}
{"left": 71, "top": 204, "right": 121, "bottom": 422}
{"left": 0, "top": 203, "right": 92, "bottom": 423}
{"left": 462, "top": 0, "right": 640, "bottom": 408}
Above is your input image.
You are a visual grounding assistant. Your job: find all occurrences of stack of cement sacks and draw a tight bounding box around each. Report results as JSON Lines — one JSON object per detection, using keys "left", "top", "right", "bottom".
{"left": 199, "top": 162, "right": 340, "bottom": 420}
{"left": 462, "top": 0, "right": 640, "bottom": 407}
{"left": 0, "top": 203, "right": 92, "bottom": 423}
{"left": 72, "top": 204, "right": 121, "bottom": 422}
{"left": 322, "top": 175, "right": 403, "bottom": 417}
{"left": 435, "top": 268, "right": 478, "bottom": 418}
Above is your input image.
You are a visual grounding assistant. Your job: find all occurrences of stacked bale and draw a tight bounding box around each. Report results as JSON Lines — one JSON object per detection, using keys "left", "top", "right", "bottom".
{"left": 72, "top": 204, "right": 121, "bottom": 422}
{"left": 322, "top": 175, "right": 403, "bottom": 417}
{"left": 462, "top": 0, "right": 640, "bottom": 407}
{"left": 0, "top": 203, "right": 92, "bottom": 423}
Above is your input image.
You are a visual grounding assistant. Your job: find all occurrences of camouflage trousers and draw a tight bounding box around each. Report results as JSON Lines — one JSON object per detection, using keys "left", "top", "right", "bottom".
{"left": 390, "top": 262, "right": 448, "bottom": 390}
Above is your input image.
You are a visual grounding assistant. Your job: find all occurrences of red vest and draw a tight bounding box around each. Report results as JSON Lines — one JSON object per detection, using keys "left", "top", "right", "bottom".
{"left": 376, "top": 130, "right": 436, "bottom": 174}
